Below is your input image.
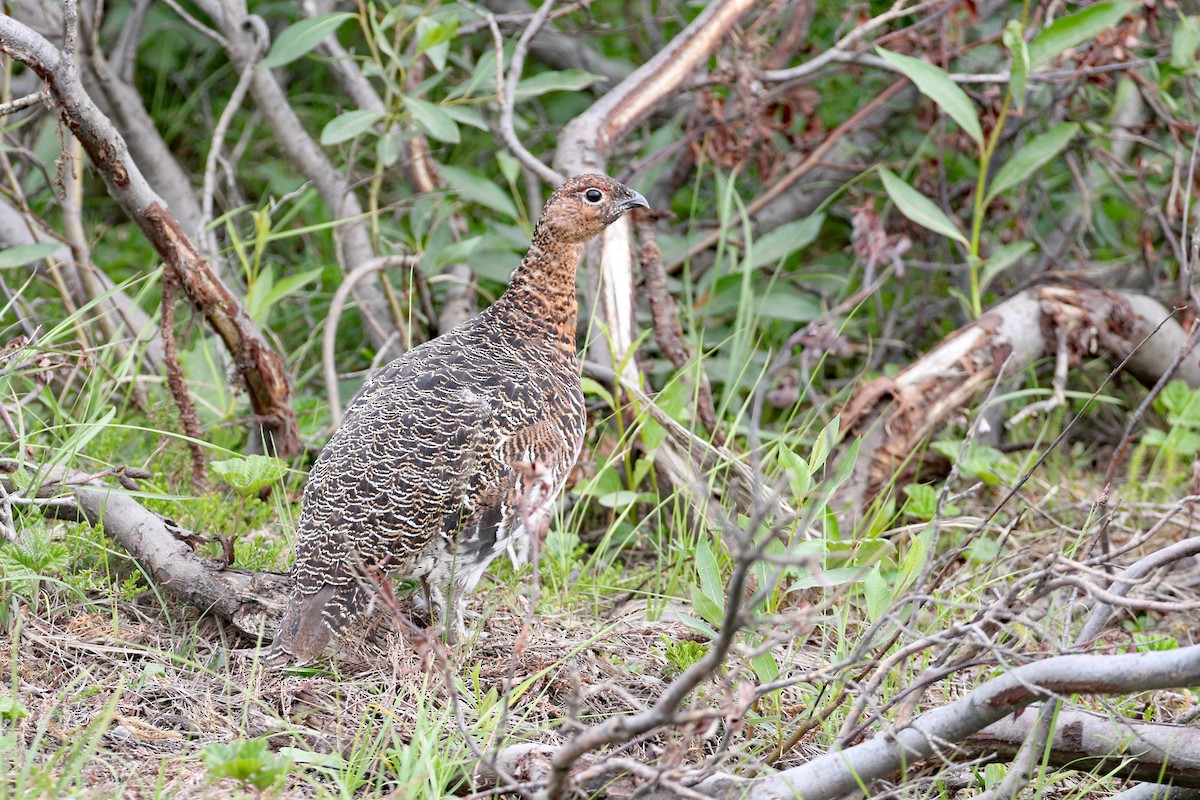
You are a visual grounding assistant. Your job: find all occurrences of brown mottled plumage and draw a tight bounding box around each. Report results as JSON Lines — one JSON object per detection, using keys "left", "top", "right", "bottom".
{"left": 267, "top": 175, "right": 648, "bottom": 662}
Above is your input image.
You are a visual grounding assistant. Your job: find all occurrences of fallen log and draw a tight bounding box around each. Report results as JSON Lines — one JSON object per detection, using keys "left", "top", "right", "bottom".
{"left": 835, "top": 287, "right": 1200, "bottom": 513}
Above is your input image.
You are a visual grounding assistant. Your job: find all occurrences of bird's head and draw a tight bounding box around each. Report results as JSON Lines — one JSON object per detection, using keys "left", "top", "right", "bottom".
{"left": 534, "top": 174, "right": 649, "bottom": 244}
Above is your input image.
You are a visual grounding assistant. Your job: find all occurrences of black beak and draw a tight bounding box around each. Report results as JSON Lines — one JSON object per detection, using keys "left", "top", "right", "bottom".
{"left": 620, "top": 190, "right": 650, "bottom": 213}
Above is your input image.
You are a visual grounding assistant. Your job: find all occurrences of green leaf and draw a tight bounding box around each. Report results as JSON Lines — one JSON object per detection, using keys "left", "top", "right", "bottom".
{"left": 980, "top": 240, "right": 1034, "bottom": 292}
{"left": 261, "top": 267, "right": 323, "bottom": 310}
{"left": 754, "top": 284, "right": 821, "bottom": 323}
{"left": 0, "top": 242, "right": 59, "bottom": 268}
{"left": 1029, "top": 1, "right": 1134, "bottom": 69}
{"left": 416, "top": 15, "right": 457, "bottom": 72}
{"left": 1157, "top": 380, "right": 1193, "bottom": 416}
{"left": 320, "top": 109, "right": 385, "bottom": 145}
{"left": 827, "top": 436, "right": 861, "bottom": 492}
{"left": 967, "top": 537, "right": 1002, "bottom": 564}
{"left": 896, "top": 525, "right": 932, "bottom": 594}
{"left": 810, "top": 415, "right": 840, "bottom": 473}
{"left": 1003, "top": 20, "right": 1030, "bottom": 110}
{"left": 750, "top": 650, "right": 779, "bottom": 683}
{"left": 957, "top": 445, "right": 1019, "bottom": 485}
{"left": 862, "top": 564, "right": 891, "bottom": 621}
{"left": 377, "top": 130, "right": 401, "bottom": 167}
{"left": 879, "top": 168, "right": 967, "bottom": 245}
{"left": 690, "top": 585, "right": 725, "bottom": 630}
{"left": 1171, "top": 16, "right": 1200, "bottom": 70}
{"left": 775, "top": 445, "right": 812, "bottom": 502}
{"left": 901, "top": 483, "right": 938, "bottom": 521}
{"left": 203, "top": 738, "right": 291, "bottom": 790}
{"left": 514, "top": 69, "right": 605, "bottom": 99}
{"left": 441, "top": 103, "right": 489, "bottom": 131}
{"left": 694, "top": 538, "right": 724, "bottom": 608}
{"left": 788, "top": 566, "right": 866, "bottom": 590}
{"left": 985, "top": 123, "right": 1079, "bottom": 203}
{"left": 261, "top": 13, "right": 356, "bottom": 69}
{"left": 210, "top": 455, "right": 289, "bottom": 496}
{"left": 875, "top": 49, "right": 983, "bottom": 146}
{"left": 403, "top": 96, "right": 460, "bottom": 144}
{"left": 438, "top": 165, "right": 519, "bottom": 220}
{"left": 749, "top": 214, "right": 825, "bottom": 269}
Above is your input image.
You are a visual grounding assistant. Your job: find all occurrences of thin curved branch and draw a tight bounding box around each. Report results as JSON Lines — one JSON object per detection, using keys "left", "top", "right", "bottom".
{"left": 489, "top": 6, "right": 564, "bottom": 186}
{"left": 323, "top": 255, "right": 419, "bottom": 428}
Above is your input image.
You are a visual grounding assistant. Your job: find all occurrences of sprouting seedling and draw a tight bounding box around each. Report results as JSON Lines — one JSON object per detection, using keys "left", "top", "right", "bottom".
{"left": 207, "top": 455, "right": 289, "bottom": 567}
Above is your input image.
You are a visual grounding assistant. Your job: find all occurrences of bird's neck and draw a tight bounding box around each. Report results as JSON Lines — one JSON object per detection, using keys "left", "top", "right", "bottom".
{"left": 495, "top": 232, "right": 586, "bottom": 353}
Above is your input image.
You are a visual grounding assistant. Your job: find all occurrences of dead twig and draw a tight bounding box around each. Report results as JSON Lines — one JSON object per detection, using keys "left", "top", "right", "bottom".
{"left": 488, "top": 5, "right": 565, "bottom": 186}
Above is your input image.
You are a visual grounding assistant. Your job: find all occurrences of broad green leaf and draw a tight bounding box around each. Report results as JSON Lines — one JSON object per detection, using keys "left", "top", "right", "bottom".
{"left": 639, "top": 377, "right": 689, "bottom": 452}
{"left": 415, "top": 15, "right": 457, "bottom": 72}
{"left": 751, "top": 650, "right": 779, "bottom": 683}
{"left": 320, "top": 109, "right": 385, "bottom": 145}
{"left": 694, "top": 537, "right": 724, "bottom": 607}
{"left": 901, "top": 483, "right": 938, "bottom": 521}
{"left": 447, "top": 50, "right": 496, "bottom": 100}
{"left": 262, "top": 267, "right": 323, "bottom": 309}
{"left": 376, "top": 130, "right": 401, "bottom": 167}
{"left": 967, "top": 537, "right": 1002, "bottom": 564}
{"left": 754, "top": 284, "right": 821, "bottom": 323}
{"left": 863, "top": 564, "right": 891, "bottom": 621}
{"left": 828, "top": 436, "right": 861, "bottom": 492}
{"left": 261, "top": 13, "right": 356, "bottom": 69}
{"left": 775, "top": 445, "right": 812, "bottom": 502}
{"left": 210, "top": 455, "right": 289, "bottom": 496}
{"left": 690, "top": 585, "right": 725, "bottom": 630}
{"left": 678, "top": 609, "right": 719, "bottom": 639}
{"left": 985, "top": 123, "right": 1079, "bottom": 203}
{"left": 810, "top": 415, "right": 840, "bottom": 473}
{"left": 1003, "top": 20, "right": 1030, "bottom": 110}
{"left": 958, "top": 445, "right": 1019, "bottom": 486}
{"left": 1172, "top": 16, "right": 1200, "bottom": 70}
{"left": 879, "top": 168, "right": 967, "bottom": 245}
{"left": 1029, "top": 1, "right": 1134, "bottom": 69}
{"left": 980, "top": 240, "right": 1034, "bottom": 291}
{"left": 431, "top": 235, "right": 487, "bottom": 269}
{"left": 0, "top": 242, "right": 59, "bottom": 268}
{"left": 514, "top": 69, "right": 605, "bottom": 99}
{"left": 438, "top": 165, "right": 519, "bottom": 220}
{"left": 896, "top": 525, "right": 932, "bottom": 594}
{"left": 749, "top": 214, "right": 825, "bottom": 269}
{"left": 496, "top": 150, "right": 521, "bottom": 184}
{"left": 875, "top": 49, "right": 983, "bottom": 146}
{"left": 580, "top": 376, "right": 615, "bottom": 409}
{"left": 788, "top": 566, "right": 865, "bottom": 590}
{"left": 441, "top": 103, "right": 489, "bottom": 131}
{"left": 403, "top": 96, "right": 460, "bottom": 144}
{"left": 1157, "top": 380, "right": 1193, "bottom": 416}
{"left": 1166, "top": 388, "right": 1200, "bottom": 426}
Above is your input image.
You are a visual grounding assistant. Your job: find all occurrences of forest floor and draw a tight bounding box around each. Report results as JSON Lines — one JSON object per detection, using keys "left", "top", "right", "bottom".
{"left": 6, "top": 471, "right": 1200, "bottom": 799}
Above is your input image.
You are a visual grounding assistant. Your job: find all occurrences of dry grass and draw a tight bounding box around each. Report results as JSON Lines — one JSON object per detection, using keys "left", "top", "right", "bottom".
{"left": 5, "top": 483, "right": 1200, "bottom": 798}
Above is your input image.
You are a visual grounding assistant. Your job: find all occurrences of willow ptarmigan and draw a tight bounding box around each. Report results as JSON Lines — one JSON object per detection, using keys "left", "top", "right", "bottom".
{"left": 267, "top": 175, "right": 648, "bottom": 662}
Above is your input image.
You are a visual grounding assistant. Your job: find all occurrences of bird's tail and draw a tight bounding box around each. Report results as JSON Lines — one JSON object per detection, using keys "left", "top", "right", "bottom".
{"left": 262, "top": 584, "right": 342, "bottom": 665}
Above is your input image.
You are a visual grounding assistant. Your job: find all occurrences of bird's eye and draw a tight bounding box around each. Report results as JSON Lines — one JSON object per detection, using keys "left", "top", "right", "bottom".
{"left": 584, "top": 188, "right": 603, "bottom": 203}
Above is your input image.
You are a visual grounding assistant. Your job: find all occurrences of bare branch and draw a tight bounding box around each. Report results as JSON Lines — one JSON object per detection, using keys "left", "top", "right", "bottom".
{"left": 489, "top": 6, "right": 564, "bottom": 186}
{"left": 323, "top": 255, "right": 419, "bottom": 428}
{"left": 699, "top": 646, "right": 1200, "bottom": 800}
